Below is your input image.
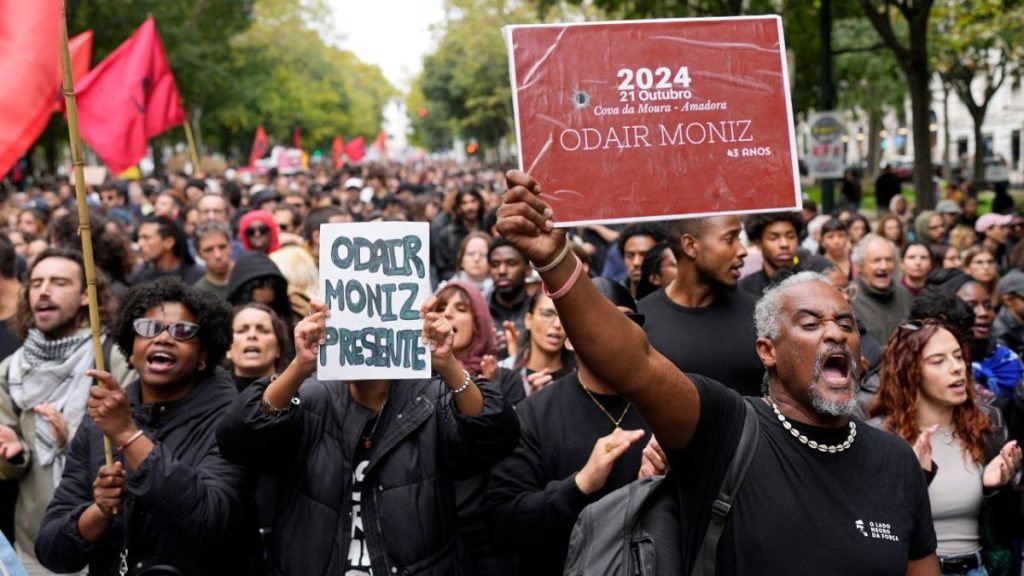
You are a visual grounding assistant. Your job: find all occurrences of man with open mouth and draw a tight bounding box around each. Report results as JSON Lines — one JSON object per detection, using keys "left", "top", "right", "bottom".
{"left": 0, "top": 248, "right": 132, "bottom": 572}
{"left": 498, "top": 170, "right": 939, "bottom": 575}
{"left": 852, "top": 233, "right": 914, "bottom": 345}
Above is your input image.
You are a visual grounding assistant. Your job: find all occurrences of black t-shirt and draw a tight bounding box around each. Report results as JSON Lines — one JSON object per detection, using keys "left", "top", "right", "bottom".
{"left": 668, "top": 376, "right": 936, "bottom": 575}
{"left": 638, "top": 289, "right": 764, "bottom": 396}
{"left": 485, "top": 372, "right": 652, "bottom": 576}
{"left": 344, "top": 402, "right": 383, "bottom": 576}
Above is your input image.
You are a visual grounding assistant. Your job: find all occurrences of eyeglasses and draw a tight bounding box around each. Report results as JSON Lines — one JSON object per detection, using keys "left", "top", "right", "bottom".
{"left": 898, "top": 320, "right": 926, "bottom": 332}
{"left": 133, "top": 319, "right": 201, "bottom": 341}
{"left": 245, "top": 225, "right": 270, "bottom": 238}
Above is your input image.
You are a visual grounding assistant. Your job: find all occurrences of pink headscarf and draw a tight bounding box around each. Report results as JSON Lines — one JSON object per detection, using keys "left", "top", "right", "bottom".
{"left": 435, "top": 281, "right": 496, "bottom": 377}
{"left": 239, "top": 210, "right": 281, "bottom": 254}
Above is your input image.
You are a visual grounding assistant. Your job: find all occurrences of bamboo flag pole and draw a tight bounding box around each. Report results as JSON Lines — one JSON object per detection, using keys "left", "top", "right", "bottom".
{"left": 59, "top": 3, "right": 113, "bottom": 467}
{"left": 182, "top": 102, "right": 201, "bottom": 174}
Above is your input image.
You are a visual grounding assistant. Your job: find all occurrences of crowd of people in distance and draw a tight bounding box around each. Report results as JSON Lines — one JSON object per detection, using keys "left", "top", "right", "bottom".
{"left": 0, "top": 160, "right": 1021, "bottom": 575}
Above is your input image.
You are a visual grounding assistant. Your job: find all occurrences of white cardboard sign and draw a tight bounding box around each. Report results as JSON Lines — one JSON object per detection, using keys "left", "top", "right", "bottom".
{"left": 318, "top": 222, "right": 431, "bottom": 380}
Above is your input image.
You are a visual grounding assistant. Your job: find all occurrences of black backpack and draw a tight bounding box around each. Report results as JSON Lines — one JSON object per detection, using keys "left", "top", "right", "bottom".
{"left": 564, "top": 399, "right": 760, "bottom": 576}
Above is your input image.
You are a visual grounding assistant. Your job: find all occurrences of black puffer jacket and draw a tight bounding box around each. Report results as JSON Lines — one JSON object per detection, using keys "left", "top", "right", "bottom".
{"left": 35, "top": 367, "right": 252, "bottom": 575}
{"left": 216, "top": 376, "right": 519, "bottom": 576}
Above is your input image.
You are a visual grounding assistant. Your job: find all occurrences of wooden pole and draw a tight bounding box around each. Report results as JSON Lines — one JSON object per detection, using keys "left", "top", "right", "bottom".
{"left": 182, "top": 103, "right": 201, "bottom": 175}
{"left": 59, "top": 2, "right": 113, "bottom": 467}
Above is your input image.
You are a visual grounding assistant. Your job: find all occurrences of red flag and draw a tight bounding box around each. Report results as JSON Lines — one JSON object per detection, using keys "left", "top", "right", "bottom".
{"left": 53, "top": 31, "right": 94, "bottom": 112}
{"left": 76, "top": 17, "right": 186, "bottom": 175}
{"left": 344, "top": 136, "right": 366, "bottom": 163}
{"left": 374, "top": 130, "right": 387, "bottom": 156}
{"left": 331, "top": 136, "right": 344, "bottom": 169}
{"left": 0, "top": 1, "right": 61, "bottom": 178}
{"left": 292, "top": 127, "right": 302, "bottom": 150}
{"left": 250, "top": 125, "right": 269, "bottom": 168}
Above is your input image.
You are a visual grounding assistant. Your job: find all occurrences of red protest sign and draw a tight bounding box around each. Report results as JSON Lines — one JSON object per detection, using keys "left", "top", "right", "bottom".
{"left": 504, "top": 17, "right": 801, "bottom": 226}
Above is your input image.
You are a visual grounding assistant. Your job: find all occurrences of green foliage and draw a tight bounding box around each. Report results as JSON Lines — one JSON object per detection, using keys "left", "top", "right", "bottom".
{"left": 832, "top": 17, "right": 905, "bottom": 116}
{"left": 209, "top": 0, "right": 396, "bottom": 156}
{"left": 932, "top": 0, "right": 1024, "bottom": 181}
{"left": 67, "top": 0, "right": 255, "bottom": 158}
{"left": 411, "top": 0, "right": 539, "bottom": 152}
{"left": 65, "top": 0, "right": 395, "bottom": 162}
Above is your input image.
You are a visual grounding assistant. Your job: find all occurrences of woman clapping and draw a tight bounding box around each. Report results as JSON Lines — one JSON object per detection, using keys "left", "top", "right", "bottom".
{"left": 870, "top": 320, "right": 1022, "bottom": 575}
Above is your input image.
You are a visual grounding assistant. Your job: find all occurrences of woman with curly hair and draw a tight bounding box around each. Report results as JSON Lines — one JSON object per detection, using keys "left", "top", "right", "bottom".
{"left": 870, "top": 320, "right": 1022, "bottom": 575}
{"left": 35, "top": 279, "right": 254, "bottom": 575}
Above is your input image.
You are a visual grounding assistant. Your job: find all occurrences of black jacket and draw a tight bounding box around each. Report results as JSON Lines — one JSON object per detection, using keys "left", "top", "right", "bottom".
{"left": 216, "top": 375, "right": 520, "bottom": 576}
{"left": 35, "top": 368, "right": 252, "bottom": 575}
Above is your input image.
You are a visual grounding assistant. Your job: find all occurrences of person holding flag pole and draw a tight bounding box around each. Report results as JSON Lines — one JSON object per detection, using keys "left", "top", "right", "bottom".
{"left": 32, "top": 10, "right": 255, "bottom": 576}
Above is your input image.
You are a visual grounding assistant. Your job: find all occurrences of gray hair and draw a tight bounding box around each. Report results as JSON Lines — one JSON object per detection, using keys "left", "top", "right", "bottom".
{"left": 851, "top": 233, "right": 891, "bottom": 266}
{"left": 850, "top": 232, "right": 901, "bottom": 278}
{"left": 194, "top": 220, "right": 232, "bottom": 244}
{"left": 754, "top": 271, "right": 833, "bottom": 341}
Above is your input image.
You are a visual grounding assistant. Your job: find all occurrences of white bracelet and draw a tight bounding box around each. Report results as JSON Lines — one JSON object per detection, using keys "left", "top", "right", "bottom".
{"left": 531, "top": 242, "right": 571, "bottom": 273}
{"left": 449, "top": 370, "right": 473, "bottom": 395}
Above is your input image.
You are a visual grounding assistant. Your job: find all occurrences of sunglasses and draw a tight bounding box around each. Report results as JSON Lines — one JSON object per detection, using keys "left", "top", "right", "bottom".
{"left": 133, "top": 319, "right": 201, "bottom": 341}
{"left": 897, "top": 319, "right": 943, "bottom": 333}
{"left": 245, "top": 225, "right": 270, "bottom": 238}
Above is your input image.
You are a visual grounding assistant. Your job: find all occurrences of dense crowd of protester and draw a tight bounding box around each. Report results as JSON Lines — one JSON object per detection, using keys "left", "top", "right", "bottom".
{"left": 0, "top": 161, "right": 1021, "bottom": 575}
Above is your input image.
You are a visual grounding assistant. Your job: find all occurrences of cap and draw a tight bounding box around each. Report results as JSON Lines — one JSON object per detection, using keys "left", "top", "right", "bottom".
{"left": 344, "top": 177, "right": 364, "bottom": 190}
{"left": 251, "top": 188, "right": 281, "bottom": 208}
{"left": 936, "top": 200, "right": 962, "bottom": 215}
{"left": 998, "top": 269, "right": 1024, "bottom": 297}
{"left": 975, "top": 213, "right": 1013, "bottom": 233}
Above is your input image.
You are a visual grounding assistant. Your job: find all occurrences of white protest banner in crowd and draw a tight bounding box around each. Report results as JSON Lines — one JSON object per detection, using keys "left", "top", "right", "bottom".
{"left": 807, "top": 111, "right": 846, "bottom": 179}
{"left": 318, "top": 222, "right": 431, "bottom": 380}
{"left": 504, "top": 16, "right": 800, "bottom": 227}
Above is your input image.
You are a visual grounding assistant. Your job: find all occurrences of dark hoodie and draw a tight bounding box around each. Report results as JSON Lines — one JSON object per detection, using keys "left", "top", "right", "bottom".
{"left": 226, "top": 252, "right": 287, "bottom": 305}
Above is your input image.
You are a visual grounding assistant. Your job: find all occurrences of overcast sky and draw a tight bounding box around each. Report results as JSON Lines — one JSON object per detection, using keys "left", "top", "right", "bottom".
{"left": 327, "top": 0, "right": 447, "bottom": 92}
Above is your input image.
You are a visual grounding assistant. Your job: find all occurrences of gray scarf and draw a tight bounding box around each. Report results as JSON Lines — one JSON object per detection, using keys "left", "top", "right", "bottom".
{"left": 9, "top": 328, "right": 97, "bottom": 482}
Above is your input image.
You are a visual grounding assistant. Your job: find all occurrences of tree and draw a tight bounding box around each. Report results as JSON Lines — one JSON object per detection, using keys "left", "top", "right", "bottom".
{"left": 62, "top": 0, "right": 394, "bottom": 167}
{"left": 406, "top": 78, "right": 457, "bottom": 151}
{"left": 932, "top": 0, "right": 1024, "bottom": 187}
{"left": 198, "top": 0, "right": 396, "bottom": 160}
{"left": 832, "top": 16, "right": 907, "bottom": 178}
{"left": 412, "top": 0, "right": 538, "bottom": 153}
{"left": 67, "top": 0, "right": 257, "bottom": 158}
{"left": 858, "top": 0, "right": 937, "bottom": 209}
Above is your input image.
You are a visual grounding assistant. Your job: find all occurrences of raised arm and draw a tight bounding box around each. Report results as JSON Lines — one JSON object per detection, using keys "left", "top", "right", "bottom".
{"left": 496, "top": 171, "right": 699, "bottom": 449}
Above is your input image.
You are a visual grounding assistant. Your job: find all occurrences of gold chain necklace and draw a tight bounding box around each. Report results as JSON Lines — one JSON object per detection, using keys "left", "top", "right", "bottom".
{"left": 580, "top": 380, "right": 630, "bottom": 429}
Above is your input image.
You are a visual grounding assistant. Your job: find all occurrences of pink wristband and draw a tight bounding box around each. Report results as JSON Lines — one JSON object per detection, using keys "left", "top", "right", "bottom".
{"left": 543, "top": 256, "right": 583, "bottom": 300}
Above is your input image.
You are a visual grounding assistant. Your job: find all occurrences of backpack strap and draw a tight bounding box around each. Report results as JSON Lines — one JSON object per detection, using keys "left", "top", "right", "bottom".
{"left": 690, "top": 398, "right": 760, "bottom": 576}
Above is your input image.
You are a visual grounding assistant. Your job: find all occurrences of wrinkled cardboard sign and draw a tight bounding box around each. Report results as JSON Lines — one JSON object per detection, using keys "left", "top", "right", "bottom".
{"left": 504, "top": 16, "right": 801, "bottom": 227}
